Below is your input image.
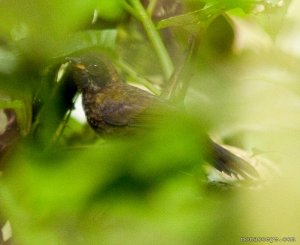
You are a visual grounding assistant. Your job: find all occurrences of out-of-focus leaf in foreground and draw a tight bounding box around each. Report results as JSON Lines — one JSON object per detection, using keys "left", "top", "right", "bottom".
{"left": 0, "top": 113, "right": 214, "bottom": 245}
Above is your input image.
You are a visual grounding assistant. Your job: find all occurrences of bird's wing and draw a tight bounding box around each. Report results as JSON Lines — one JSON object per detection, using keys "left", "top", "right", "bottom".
{"left": 101, "top": 100, "right": 148, "bottom": 126}
{"left": 101, "top": 85, "right": 171, "bottom": 127}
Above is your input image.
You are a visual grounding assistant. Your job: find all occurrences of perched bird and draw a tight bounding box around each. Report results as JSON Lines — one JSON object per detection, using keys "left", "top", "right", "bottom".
{"left": 67, "top": 53, "right": 259, "bottom": 180}
{"left": 67, "top": 54, "right": 168, "bottom": 136}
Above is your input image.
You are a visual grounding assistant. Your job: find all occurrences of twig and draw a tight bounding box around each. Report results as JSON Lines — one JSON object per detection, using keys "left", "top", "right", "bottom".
{"left": 117, "top": 59, "right": 160, "bottom": 95}
{"left": 128, "top": 0, "right": 174, "bottom": 80}
{"left": 50, "top": 93, "right": 79, "bottom": 147}
{"left": 123, "top": 2, "right": 141, "bottom": 21}
{"left": 160, "top": 36, "right": 197, "bottom": 103}
{"left": 147, "top": 0, "right": 158, "bottom": 16}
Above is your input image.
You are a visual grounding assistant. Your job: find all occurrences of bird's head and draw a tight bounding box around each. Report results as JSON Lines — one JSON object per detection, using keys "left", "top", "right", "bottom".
{"left": 66, "top": 53, "right": 119, "bottom": 92}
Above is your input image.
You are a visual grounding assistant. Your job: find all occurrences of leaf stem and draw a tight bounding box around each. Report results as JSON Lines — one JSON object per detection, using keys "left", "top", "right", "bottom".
{"left": 117, "top": 59, "right": 160, "bottom": 95}
{"left": 123, "top": 2, "right": 141, "bottom": 21}
{"left": 147, "top": 0, "right": 158, "bottom": 16}
{"left": 128, "top": 0, "right": 174, "bottom": 80}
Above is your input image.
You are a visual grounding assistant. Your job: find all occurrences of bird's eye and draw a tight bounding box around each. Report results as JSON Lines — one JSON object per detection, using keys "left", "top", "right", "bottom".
{"left": 93, "top": 64, "right": 98, "bottom": 68}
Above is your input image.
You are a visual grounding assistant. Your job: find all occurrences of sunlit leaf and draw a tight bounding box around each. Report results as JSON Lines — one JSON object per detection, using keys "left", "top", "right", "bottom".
{"left": 157, "top": 7, "right": 219, "bottom": 31}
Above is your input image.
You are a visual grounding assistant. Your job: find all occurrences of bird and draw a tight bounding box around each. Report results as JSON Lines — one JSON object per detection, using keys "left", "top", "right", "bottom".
{"left": 66, "top": 52, "right": 260, "bottom": 181}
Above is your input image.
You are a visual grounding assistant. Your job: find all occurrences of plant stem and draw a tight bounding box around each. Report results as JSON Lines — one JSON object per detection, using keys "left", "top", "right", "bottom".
{"left": 123, "top": 2, "right": 141, "bottom": 21}
{"left": 50, "top": 93, "right": 79, "bottom": 148}
{"left": 160, "top": 37, "right": 197, "bottom": 103}
{"left": 117, "top": 59, "right": 160, "bottom": 95}
{"left": 128, "top": 0, "right": 174, "bottom": 80}
{"left": 147, "top": 0, "right": 158, "bottom": 16}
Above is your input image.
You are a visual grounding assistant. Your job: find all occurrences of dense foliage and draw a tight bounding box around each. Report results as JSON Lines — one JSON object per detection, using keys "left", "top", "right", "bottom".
{"left": 0, "top": 0, "right": 300, "bottom": 244}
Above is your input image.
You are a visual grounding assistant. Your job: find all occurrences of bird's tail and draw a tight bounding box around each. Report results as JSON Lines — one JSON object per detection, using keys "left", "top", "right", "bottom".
{"left": 206, "top": 139, "right": 278, "bottom": 186}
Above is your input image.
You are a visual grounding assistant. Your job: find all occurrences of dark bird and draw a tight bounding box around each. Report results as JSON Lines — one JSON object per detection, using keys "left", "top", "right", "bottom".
{"left": 67, "top": 53, "right": 259, "bottom": 180}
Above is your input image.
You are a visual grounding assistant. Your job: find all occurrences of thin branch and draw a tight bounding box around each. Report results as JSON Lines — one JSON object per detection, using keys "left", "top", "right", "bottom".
{"left": 147, "top": 0, "right": 158, "bottom": 16}
{"left": 50, "top": 93, "right": 79, "bottom": 147}
{"left": 123, "top": 1, "right": 141, "bottom": 21}
{"left": 117, "top": 59, "right": 160, "bottom": 95}
{"left": 160, "top": 36, "right": 197, "bottom": 103}
{"left": 128, "top": 0, "right": 174, "bottom": 80}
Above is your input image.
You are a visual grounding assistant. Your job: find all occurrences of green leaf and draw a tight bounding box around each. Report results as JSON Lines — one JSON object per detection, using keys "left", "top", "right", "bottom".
{"left": 157, "top": 8, "right": 219, "bottom": 31}
{"left": 201, "top": 0, "right": 256, "bottom": 13}
{"left": 157, "top": 0, "right": 256, "bottom": 31}
{"left": 253, "top": 0, "right": 292, "bottom": 39}
{"left": 0, "top": 0, "right": 98, "bottom": 59}
{"left": 56, "top": 29, "right": 118, "bottom": 57}
{"left": 96, "top": 0, "right": 125, "bottom": 21}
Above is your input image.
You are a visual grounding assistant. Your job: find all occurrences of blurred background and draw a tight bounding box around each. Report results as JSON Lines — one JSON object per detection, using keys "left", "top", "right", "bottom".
{"left": 0, "top": 0, "right": 300, "bottom": 244}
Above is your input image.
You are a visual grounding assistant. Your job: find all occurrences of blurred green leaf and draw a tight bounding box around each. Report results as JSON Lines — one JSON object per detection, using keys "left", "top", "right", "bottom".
{"left": 157, "top": 0, "right": 256, "bottom": 31}
{"left": 0, "top": 48, "right": 17, "bottom": 74}
{"left": 201, "top": 0, "right": 256, "bottom": 12}
{"left": 96, "top": 0, "right": 125, "bottom": 21}
{"left": 57, "top": 29, "right": 118, "bottom": 57}
{"left": 157, "top": 8, "right": 218, "bottom": 31}
{"left": 0, "top": 0, "right": 97, "bottom": 58}
{"left": 253, "top": 0, "right": 292, "bottom": 39}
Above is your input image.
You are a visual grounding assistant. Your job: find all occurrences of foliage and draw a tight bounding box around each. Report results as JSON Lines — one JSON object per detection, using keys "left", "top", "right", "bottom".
{"left": 0, "top": 0, "right": 300, "bottom": 244}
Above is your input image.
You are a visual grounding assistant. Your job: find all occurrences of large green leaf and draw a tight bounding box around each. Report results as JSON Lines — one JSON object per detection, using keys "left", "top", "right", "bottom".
{"left": 56, "top": 29, "right": 118, "bottom": 57}
{"left": 157, "top": 0, "right": 256, "bottom": 31}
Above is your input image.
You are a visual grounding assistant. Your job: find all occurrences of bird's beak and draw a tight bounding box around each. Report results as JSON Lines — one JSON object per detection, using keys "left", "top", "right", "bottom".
{"left": 65, "top": 57, "right": 86, "bottom": 70}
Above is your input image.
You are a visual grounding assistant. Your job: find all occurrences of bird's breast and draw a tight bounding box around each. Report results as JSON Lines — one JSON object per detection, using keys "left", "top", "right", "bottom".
{"left": 82, "top": 91, "right": 106, "bottom": 132}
